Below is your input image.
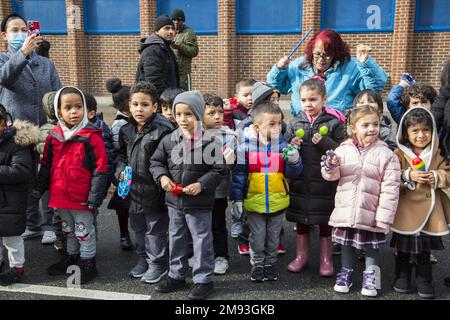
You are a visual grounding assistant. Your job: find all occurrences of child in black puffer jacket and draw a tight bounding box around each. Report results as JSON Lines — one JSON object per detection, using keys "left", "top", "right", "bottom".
{"left": 0, "top": 104, "right": 38, "bottom": 285}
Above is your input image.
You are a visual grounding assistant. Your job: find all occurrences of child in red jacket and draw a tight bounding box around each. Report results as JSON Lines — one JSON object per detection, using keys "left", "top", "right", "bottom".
{"left": 34, "top": 86, "right": 108, "bottom": 284}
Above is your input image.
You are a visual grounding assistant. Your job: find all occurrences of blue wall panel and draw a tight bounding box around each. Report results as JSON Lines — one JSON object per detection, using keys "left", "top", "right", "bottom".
{"left": 415, "top": 0, "right": 450, "bottom": 31}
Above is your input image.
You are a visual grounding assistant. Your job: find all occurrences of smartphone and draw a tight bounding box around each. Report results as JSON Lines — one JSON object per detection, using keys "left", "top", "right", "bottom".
{"left": 27, "top": 20, "right": 40, "bottom": 37}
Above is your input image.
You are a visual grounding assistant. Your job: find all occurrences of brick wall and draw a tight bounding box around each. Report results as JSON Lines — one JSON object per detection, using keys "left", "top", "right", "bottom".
{"left": 1, "top": 1, "right": 450, "bottom": 97}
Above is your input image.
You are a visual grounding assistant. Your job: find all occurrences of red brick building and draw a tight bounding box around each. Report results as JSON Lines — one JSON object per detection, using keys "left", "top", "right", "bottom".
{"left": 1, "top": 0, "right": 449, "bottom": 98}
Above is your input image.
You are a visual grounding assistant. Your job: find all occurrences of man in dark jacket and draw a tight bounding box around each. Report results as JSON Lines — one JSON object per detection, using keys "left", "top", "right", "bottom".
{"left": 171, "top": 9, "right": 199, "bottom": 91}
{"left": 135, "top": 15, "right": 179, "bottom": 95}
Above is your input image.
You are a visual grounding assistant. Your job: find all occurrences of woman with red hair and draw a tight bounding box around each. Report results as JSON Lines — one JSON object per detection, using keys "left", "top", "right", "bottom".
{"left": 267, "top": 29, "right": 387, "bottom": 116}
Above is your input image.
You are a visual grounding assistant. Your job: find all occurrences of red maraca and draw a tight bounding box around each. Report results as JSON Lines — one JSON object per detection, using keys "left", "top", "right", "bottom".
{"left": 171, "top": 183, "right": 185, "bottom": 196}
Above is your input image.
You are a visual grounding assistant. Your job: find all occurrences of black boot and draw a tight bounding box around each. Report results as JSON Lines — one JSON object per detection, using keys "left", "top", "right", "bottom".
{"left": 416, "top": 252, "right": 435, "bottom": 299}
{"left": 393, "top": 251, "right": 412, "bottom": 294}
{"left": 445, "top": 276, "right": 450, "bottom": 287}
{"left": 79, "top": 257, "right": 98, "bottom": 284}
{"left": 47, "top": 254, "right": 79, "bottom": 276}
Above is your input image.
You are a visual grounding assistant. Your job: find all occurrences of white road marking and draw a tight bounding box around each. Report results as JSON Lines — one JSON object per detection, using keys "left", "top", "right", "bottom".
{"left": 0, "top": 284, "right": 151, "bottom": 300}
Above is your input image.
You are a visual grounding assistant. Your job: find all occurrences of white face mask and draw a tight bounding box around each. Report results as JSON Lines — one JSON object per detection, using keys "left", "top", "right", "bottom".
{"left": 8, "top": 32, "right": 27, "bottom": 50}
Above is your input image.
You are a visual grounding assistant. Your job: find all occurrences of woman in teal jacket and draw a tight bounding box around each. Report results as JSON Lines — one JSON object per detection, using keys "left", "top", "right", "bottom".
{"left": 267, "top": 29, "right": 388, "bottom": 117}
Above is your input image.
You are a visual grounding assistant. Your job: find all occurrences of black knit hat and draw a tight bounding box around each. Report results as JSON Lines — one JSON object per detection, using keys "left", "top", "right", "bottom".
{"left": 1, "top": 13, "right": 26, "bottom": 32}
{"left": 171, "top": 9, "right": 185, "bottom": 21}
{"left": 154, "top": 15, "right": 174, "bottom": 31}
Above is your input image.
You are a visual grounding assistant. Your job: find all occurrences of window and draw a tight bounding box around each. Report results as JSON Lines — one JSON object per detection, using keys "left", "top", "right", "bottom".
{"left": 157, "top": 0, "right": 217, "bottom": 35}
{"left": 83, "top": 0, "right": 140, "bottom": 34}
{"left": 321, "top": 0, "right": 395, "bottom": 33}
{"left": 11, "top": 0, "right": 67, "bottom": 34}
{"left": 237, "top": 0, "right": 302, "bottom": 34}
{"left": 415, "top": 0, "right": 450, "bottom": 31}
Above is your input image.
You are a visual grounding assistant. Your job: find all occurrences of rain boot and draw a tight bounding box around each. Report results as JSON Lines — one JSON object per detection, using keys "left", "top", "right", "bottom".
{"left": 319, "top": 236, "right": 334, "bottom": 277}
{"left": 287, "top": 234, "right": 309, "bottom": 272}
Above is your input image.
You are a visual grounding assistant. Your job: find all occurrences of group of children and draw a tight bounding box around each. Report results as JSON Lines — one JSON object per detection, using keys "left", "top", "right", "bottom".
{"left": 0, "top": 66, "right": 449, "bottom": 300}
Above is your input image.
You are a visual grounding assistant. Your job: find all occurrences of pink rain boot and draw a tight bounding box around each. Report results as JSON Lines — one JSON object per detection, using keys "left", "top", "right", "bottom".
{"left": 287, "top": 234, "right": 309, "bottom": 272}
{"left": 319, "top": 236, "right": 334, "bottom": 277}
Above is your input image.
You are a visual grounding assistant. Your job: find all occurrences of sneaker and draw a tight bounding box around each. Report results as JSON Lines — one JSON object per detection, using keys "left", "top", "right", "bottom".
{"left": 250, "top": 265, "right": 265, "bottom": 282}
{"left": 141, "top": 267, "right": 168, "bottom": 284}
{"left": 188, "top": 282, "right": 214, "bottom": 300}
{"left": 0, "top": 267, "right": 24, "bottom": 286}
{"left": 129, "top": 258, "right": 148, "bottom": 278}
{"left": 155, "top": 276, "right": 186, "bottom": 293}
{"left": 21, "top": 229, "right": 43, "bottom": 239}
{"left": 120, "top": 235, "right": 133, "bottom": 251}
{"left": 238, "top": 244, "right": 250, "bottom": 255}
{"left": 430, "top": 254, "right": 438, "bottom": 264}
{"left": 264, "top": 265, "right": 278, "bottom": 281}
{"left": 188, "top": 256, "right": 194, "bottom": 268}
{"left": 334, "top": 268, "right": 353, "bottom": 293}
{"left": 361, "top": 270, "right": 378, "bottom": 297}
{"left": 277, "top": 243, "right": 286, "bottom": 255}
{"left": 214, "top": 257, "right": 229, "bottom": 275}
{"left": 332, "top": 243, "right": 341, "bottom": 255}
{"left": 41, "top": 231, "right": 56, "bottom": 244}
{"left": 47, "top": 254, "right": 79, "bottom": 276}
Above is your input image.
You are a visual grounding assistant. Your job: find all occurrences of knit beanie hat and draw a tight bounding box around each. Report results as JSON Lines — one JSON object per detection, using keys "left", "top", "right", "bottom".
{"left": 154, "top": 15, "right": 174, "bottom": 31}
{"left": 252, "top": 82, "right": 274, "bottom": 107}
{"left": 173, "top": 91, "right": 205, "bottom": 121}
{"left": 171, "top": 9, "right": 185, "bottom": 21}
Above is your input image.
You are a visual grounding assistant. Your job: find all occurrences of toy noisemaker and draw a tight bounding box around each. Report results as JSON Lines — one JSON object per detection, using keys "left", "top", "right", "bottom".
{"left": 282, "top": 145, "right": 298, "bottom": 161}
{"left": 171, "top": 183, "right": 185, "bottom": 196}
{"left": 412, "top": 157, "right": 426, "bottom": 171}
{"left": 117, "top": 166, "right": 132, "bottom": 199}
{"left": 319, "top": 125, "right": 329, "bottom": 136}
{"left": 321, "top": 150, "right": 339, "bottom": 170}
{"left": 296, "top": 128, "right": 305, "bottom": 139}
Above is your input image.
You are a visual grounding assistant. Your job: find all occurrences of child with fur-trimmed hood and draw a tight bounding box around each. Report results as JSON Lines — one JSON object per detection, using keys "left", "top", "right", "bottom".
{"left": 0, "top": 104, "right": 39, "bottom": 286}
{"left": 391, "top": 107, "right": 450, "bottom": 299}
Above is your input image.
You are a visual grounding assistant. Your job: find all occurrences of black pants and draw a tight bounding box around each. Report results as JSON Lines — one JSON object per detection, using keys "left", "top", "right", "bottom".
{"left": 212, "top": 198, "right": 229, "bottom": 259}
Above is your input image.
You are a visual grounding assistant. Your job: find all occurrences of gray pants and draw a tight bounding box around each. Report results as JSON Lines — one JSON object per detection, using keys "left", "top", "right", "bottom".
{"left": 341, "top": 245, "right": 380, "bottom": 270}
{"left": 26, "top": 191, "right": 42, "bottom": 232}
{"left": 129, "top": 211, "right": 169, "bottom": 269}
{"left": 168, "top": 207, "right": 214, "bottom": 284}
{"left": 0, "top": 236, "right": 25, "bottom": 268}
{"left": 39, "top": 191, "right": 54, "bottom": 230}
{"left": 58, "top": 209, "right": 96, "bottom": 259}
{"left": 248, "top": 212, "right": 284, "bottom": 267}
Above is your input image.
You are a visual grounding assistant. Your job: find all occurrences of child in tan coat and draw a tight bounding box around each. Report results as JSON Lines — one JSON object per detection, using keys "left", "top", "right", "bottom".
{"left": 391, "top": 107, "right": 450, "bottom": 299}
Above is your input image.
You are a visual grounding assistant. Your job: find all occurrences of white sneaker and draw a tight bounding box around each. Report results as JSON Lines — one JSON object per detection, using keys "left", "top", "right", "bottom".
{"left": 214, "top": 257, "right": 229, "bottom": 275}
{"left": 41, "top": 231, "right": 56, "bottom": 244}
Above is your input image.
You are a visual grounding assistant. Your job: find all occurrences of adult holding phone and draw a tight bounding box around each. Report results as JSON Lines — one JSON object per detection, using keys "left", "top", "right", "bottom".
{"left": 0, "top": 13, "right": 61, "bottom": 239}
{"left": 0, "top": 13, "right": 61, "bottom": 126}
{"left": 267, "top": 29, "right": 388, "bottom": 117}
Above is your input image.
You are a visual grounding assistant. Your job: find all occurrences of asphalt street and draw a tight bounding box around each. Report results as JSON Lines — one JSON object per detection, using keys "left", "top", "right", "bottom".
{"left": 0, "top": 198, "right": 449, "bottom": 301}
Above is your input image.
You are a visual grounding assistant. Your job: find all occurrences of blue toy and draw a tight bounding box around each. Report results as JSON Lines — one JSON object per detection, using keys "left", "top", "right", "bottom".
{"left": 117, "top": 166, "right": 132, "bottom": 199}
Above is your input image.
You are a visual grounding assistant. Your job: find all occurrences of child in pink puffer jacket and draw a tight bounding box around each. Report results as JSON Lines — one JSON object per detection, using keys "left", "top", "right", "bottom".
{"left": 321, "top": 105, "right": 401, "bottom": 298}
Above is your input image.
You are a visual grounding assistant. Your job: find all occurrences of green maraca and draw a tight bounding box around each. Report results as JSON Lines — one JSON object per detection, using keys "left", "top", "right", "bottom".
{"left": 296, "top": 128, "right": 305, "bottom": 139}
{"left": 319, "top": 125, "right": 329, "bottom": 136}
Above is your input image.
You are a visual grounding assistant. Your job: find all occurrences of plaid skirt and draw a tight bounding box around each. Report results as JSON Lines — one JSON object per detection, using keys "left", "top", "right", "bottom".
{"left": 332, "top": 227, "right": 386, "bottom": 250}
{"left": 390, "top": 232, "right": 444, "bottom": 254}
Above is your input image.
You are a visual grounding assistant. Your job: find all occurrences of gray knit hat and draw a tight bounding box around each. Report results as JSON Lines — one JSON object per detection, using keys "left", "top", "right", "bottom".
{"left": 173, "top": 90, "right": 205, "bottom": 121}
{"left": 252, "top": 82, "right": 274, "bottom": 107}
